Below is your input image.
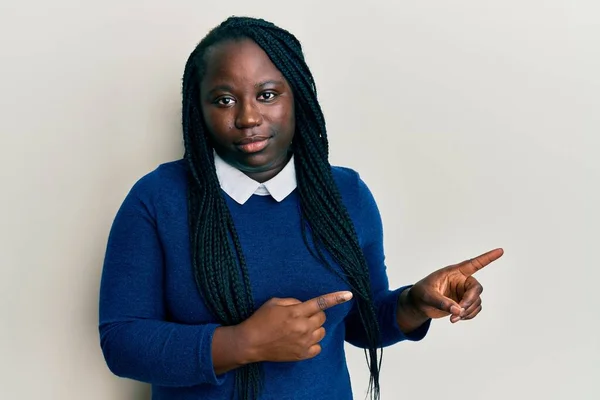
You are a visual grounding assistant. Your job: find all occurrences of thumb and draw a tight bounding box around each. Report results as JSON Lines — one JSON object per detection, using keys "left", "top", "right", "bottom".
{"left": 421, "top": 290, "right": 463, "bottom": 317}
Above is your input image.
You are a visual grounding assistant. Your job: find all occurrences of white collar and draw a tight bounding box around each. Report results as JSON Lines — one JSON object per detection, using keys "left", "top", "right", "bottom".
{"left": 213, "top": 151, "right": 297, "bottom": 205}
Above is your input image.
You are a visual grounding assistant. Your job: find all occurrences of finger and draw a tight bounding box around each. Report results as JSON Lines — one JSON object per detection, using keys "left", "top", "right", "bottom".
{"left": 457, "top": 248, "right": 504, "bottom": 277}
{"left": 451, "top": 302, "right": 483, "bottom": 323}
{"left": 462, "top": 297, "right": 482, "bottom": 317}
{"left": 450, "top": 298, "right": 481, "bottom": 323}
{"left": 272, "top": 297, "right": 302, "bottom": 307}
{"left": 462, "top": 305, "right": 482, "bottom": 320}
{"left": 306, "top": 344, "right": 322, "bottom": 359}
{"left": 458, "top": 276, "right": 483, "bottom": 309}
{"left": 312, "top": 327, "right": 326, "bottom": 344}
{"left": 295, "top": 291, "right": 353, "bottom": 317}
{"left": 308, "top": 311, "right": 326, "bottom": 328}
{"left": 420, "top": 289, "right": 463, "bottom": 317}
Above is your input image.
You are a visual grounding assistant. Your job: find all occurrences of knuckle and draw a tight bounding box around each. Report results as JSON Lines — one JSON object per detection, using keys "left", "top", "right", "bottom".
{"left": 334, "top": 293, "right": 347, "bottom": 304}
{"left": 317, "top": 296, "right": 328, "bottom": 311}
{"left": 293, "top": 321, "right": 308, "bottom": 334}
{"left": 439, "top": 300, "right": 447, "bottom": 311}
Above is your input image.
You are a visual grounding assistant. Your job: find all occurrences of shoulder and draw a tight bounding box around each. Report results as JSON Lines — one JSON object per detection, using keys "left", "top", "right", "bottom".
{"left": 127, "top": 159, "right": 188, "bottom": 206}
{"left": 330, "top": 165, "right": 371, "bottom": 202}
{"left": 330, "top": 165, "right": 379, "bottom": 217}
{"left": 330, "top": 165, "right": 382, "bottom": 241}
{"left": 331, "top": 165, "right": 360, "bottom": 185}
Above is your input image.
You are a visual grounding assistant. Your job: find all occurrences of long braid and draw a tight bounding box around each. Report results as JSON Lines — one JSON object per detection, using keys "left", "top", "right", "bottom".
{"left": 183, "top": 16, "right": 383, "bottom": 399}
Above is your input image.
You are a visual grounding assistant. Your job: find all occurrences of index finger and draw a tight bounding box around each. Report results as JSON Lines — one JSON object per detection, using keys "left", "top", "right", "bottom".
{"left": 458, "top": 248, "right": 504, "bottom": 277}
{"left": 294, "top": 291, "right": 353, "bottom": 316}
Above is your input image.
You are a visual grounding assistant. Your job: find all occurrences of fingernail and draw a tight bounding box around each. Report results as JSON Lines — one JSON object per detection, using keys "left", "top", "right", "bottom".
{"left": 341, "top": 292, "right": 353, "bottom": 301}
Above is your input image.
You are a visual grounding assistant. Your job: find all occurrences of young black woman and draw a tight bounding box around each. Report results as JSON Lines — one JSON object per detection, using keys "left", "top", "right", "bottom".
{"left": 99, "top": 16, "right": 503, "bottom": 400}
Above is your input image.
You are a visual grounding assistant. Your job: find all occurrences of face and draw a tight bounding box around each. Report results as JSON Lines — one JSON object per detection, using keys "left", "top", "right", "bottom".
{"left": 199, "top": 39, "right": 295, "bottom": 181}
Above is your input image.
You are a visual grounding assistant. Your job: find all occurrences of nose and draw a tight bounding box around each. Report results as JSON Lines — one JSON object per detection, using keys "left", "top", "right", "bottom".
{"left": 235, "top": 100, "right": 263, "bottom": 129}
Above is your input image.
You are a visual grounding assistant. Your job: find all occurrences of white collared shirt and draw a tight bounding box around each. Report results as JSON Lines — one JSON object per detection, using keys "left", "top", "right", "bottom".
{"left": 213, "top": 151, "right": 297, "bottom": 205}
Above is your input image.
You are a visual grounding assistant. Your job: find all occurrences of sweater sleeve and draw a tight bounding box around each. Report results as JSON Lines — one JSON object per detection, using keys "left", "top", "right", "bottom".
{"left": 344, "top": 174, "right": 431, "bottom": 348}
{"left": 98, "top": 175, "right": 226, "bottom": 387}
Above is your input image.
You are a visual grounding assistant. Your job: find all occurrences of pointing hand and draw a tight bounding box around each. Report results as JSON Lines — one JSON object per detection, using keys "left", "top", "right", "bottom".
{"left": 236, "top": 291, "right": 353, "bottom": 363}
{"left": 407, "top": 248, "right": 504, "bottom": 323}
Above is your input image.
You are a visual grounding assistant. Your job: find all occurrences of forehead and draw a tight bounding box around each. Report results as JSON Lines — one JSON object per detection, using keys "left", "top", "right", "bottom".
{"left": 201, "top": 39, "right": 285, "bottom": 86}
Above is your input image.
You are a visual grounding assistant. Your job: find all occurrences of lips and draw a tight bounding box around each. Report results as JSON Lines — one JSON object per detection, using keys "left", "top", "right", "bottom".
{"left": 234, "top": 136, "right": 271, "bottom": 154}
{"left": 235, "top": 136, "right": 270, "bottom": 145}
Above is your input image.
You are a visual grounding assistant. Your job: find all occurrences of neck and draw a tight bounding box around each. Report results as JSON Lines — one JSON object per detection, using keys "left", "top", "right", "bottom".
{"left": 242, "top": 153, "right": 291, "bottom": 183}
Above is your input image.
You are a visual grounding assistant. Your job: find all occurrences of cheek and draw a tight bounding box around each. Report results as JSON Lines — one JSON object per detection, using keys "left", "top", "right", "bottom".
{"left": 203, "top": 109, "right": 234, "bottom": 141}
{"left": 272, "top": 101, "right": 295, "bottom": 136}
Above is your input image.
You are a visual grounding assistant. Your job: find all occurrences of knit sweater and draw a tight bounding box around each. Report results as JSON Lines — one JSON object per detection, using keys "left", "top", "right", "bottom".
{"left": 98, "top": 159, "right": 430, "bottom": 399}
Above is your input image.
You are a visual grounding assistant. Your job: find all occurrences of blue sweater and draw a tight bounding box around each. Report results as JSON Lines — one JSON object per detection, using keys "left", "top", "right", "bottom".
{"left": 99, "top": 159, "right": 430, "bottom": 399}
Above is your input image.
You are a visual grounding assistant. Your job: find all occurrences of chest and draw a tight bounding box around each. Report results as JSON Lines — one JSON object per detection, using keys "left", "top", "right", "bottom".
{"left": 158, "top": 193, "right": 354, "bottom": 327}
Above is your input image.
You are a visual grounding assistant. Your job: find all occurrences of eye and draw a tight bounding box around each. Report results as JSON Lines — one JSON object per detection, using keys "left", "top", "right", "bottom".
{"left": 214, "top": 96, "right": 236, "bottom": 107}
{"left": 258, "top": 91, "right": 278, "bottom": 102}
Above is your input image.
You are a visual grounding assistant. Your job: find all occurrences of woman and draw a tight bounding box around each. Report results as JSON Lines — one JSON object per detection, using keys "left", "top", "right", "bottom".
{"left": 99, "top": 16, "right": 503, "bottom": 400}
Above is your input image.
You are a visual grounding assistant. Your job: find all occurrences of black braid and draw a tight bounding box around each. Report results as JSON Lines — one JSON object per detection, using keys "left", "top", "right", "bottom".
{"left": 182, "top": 16, "right": 383, "bottom": 400}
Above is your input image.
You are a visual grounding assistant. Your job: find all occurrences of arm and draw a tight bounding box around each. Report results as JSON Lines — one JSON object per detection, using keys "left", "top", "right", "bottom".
{"left": 344, "top": 175, "right": 431, "bottom": 348}
{"left": 99, "top": 177, "right": 243, "bottom": 386}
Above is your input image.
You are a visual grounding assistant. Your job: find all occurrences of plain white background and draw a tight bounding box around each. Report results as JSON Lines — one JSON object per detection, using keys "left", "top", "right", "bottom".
{"left": 1, "top": 1, "right": 598, "bottom": 399}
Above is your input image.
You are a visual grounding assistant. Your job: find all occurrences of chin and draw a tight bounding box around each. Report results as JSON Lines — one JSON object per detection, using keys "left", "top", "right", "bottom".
{"left": 237, "top": 151, "right": 287, "bottom": 172}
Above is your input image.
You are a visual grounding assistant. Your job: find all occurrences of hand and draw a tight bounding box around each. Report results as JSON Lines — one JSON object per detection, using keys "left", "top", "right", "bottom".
{"left": 236, "top": 291, "right": 353, "bottom": 363}
{"left": 408, "top": 248, "right": 504, "bottom": 323}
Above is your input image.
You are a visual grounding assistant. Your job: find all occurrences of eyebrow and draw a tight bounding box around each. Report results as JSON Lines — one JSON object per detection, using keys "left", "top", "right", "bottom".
{"left": 206, "top": 80, "right": 286, "bottom": 96}
{"left": 255, "top": 79, "right": 285, "bottom": 88}
{"left": 207, "top": 84, "right": 234, "bottom": 96}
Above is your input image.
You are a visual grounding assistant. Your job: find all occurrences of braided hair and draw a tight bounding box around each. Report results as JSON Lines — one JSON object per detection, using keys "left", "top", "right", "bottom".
{"left": 182, "top": 16, "right": 383, "bottom": 400}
